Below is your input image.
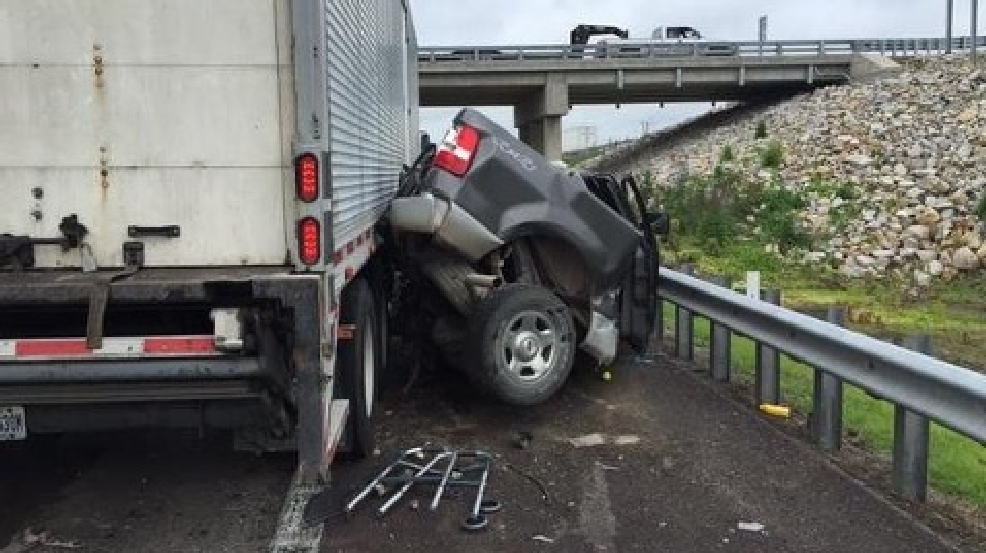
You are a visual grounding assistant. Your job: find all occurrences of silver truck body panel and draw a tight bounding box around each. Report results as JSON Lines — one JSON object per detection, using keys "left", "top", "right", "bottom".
{"left": 325, "top": 0, "right": 415, "bottom": 251}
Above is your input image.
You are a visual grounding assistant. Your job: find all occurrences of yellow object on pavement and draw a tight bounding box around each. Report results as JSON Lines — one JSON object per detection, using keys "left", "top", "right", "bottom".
{"left": 759, "top": 404, "right": 792, "bottom": 418}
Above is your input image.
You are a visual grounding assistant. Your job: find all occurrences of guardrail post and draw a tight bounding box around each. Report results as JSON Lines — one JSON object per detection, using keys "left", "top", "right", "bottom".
{"left": 656, "top": 292, "right": 665, "bottom": 345}
{"left": 709, "top": 276, "right": 732, "bottom": 382}
{"left": 892, "top": 335, "right": 932, "bottom": 501}
{"left": 810, "top": 306, "right": 845, "bottom": 450}
{"left": 754, "top": 288, "right": 781, "bottom": 406}
{"left": 675, "top": 265, "right": 695, "bottom": 361}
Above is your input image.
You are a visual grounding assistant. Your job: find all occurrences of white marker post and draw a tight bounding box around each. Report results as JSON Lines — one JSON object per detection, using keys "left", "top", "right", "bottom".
{"left": 746, "top": 271, "right": 761, "bottom": 300}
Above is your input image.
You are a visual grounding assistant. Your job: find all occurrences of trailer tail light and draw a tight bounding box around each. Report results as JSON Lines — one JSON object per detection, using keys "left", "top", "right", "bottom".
{"left": 433, "top": 124, "right": 480, "bottom": 177}
{"left": 299, "top": 216, "right": 321, "bottom": 266}
{"left": 296, "top": 153, "right": 319, "bottom": 203}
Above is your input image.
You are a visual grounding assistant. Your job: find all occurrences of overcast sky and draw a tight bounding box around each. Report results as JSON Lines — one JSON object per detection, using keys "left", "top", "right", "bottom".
{"left": 408, "top": 0, "right": 977, "bottom": 148}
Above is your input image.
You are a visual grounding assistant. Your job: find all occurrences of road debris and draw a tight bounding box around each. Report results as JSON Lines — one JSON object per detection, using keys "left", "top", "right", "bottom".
{"left": 569, "top": 433, "right": 606, "bottom": 447}
{"left": 568, "top": 433, "right": 642, "bottom": 447}
{"left": 737, "top": 521, "right": 766, "bottom": 532}
{"left": 532, "top": 535, "right": 555, "bottom": 543}
{"left": 511, "top": 430, "right": 534, "bottom": 450}
{"left": 4, "top": 529, "right": 81, "bottom": 552}
{"left": 503, "top": 462, "right": 551, "bottom": 503}
{"left": 345, "top": 444, "right": 501, "bottom": 532}
{"left": 759, "top": 404, "right": 792, "bottom": 418}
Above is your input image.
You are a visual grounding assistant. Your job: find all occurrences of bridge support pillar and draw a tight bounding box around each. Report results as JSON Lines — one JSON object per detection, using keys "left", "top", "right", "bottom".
{"left": 517, "top": 117, "right": 563, "bottom": 161}
{"left": 514, "top": 74, "right": 569, "bottom": 161}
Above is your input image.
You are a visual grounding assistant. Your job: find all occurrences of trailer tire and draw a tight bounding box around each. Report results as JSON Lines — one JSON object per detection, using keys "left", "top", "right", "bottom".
{"left": 338, "top": 277, "right": 378, "bottom": 459}
{"left": 375, "top": 289, "right": 389, "bottom": 388}
{"left": 466, "top": 284, "right": 575, "bottom": 406}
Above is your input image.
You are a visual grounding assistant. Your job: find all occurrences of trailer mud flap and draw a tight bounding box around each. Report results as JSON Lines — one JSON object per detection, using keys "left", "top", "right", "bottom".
{"left": 85, "top": 264, "right": 141, "bottom": 349}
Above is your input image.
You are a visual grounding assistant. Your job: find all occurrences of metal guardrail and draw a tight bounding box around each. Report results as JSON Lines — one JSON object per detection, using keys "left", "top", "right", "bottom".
{"left": 657, "top": 266, "right": 986, "bottom": 501}
{"left": 418, "top": 36, "right": 986, "bottom": 62}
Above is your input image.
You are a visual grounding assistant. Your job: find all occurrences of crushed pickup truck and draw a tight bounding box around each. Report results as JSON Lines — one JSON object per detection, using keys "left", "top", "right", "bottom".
{"left": 385, "top": 108, "right": 667, "bottom": 406}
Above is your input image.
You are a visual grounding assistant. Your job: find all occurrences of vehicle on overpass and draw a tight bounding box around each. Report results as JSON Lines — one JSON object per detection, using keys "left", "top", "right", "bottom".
{"left": 570, "top": 24, "right": 631, "bottom": 46}
{"left": 595, "top": 25, "right": 738, "bottom": 57}
{"left": 0, "top": 0, "right": 419, "bottom": 482}
{"left": 387, "top": 108, "right": 666, "bottom": 406}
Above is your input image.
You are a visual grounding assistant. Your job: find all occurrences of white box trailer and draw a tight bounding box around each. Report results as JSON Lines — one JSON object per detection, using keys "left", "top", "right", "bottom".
{"left": 0, "top": 0, "right": 418, "bottom": 490}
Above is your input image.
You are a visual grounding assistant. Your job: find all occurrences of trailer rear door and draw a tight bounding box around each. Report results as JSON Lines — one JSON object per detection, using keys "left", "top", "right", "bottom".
{"left": 0, "top": 0, "right": 294, "bottom": 268}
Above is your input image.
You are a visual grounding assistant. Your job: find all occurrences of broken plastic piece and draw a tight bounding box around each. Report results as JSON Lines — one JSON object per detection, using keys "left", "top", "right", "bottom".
{"left": 737, "top": 521, "right": 766, "bottom": 532}
{"left": 569, "top": 433, "right": 606, "bottom": 447}
{"left": 613, "top": 435, "right": 640, "bottom": 446}
{"left": 759, "top": 404, "right": 792, "bottom": 418}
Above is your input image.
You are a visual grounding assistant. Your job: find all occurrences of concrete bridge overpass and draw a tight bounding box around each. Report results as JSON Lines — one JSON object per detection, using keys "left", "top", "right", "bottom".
{"left": 418, "top": 39, "right": 909, "bottom": 160}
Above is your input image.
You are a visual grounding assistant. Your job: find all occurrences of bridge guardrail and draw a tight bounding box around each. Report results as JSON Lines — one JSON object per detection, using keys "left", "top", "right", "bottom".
{"left": 658, "top": 266, "right": 986, "bottom": 501}
{"left": 418, "top": 36, "right": 986, "bottom": 63}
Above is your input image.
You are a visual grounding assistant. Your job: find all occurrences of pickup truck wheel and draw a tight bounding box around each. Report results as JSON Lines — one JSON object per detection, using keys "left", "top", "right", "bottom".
{"left": 338, "top": 278, "right": 377, "bottom": 459}
{"left": 467, "top": 284, "right": 575, "bottom": 406}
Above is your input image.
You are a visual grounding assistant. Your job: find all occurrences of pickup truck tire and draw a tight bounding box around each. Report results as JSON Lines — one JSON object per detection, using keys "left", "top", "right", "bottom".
{"left": 338, "top": 277, "right": 378, "bottom": 459}
{"left": 467, "top": 284, "right": 575, "bottom": 406}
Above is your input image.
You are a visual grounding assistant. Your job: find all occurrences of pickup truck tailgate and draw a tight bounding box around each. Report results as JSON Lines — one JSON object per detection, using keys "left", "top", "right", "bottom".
{"left": 0, "top": 0, "right": 294, "bottom": 268}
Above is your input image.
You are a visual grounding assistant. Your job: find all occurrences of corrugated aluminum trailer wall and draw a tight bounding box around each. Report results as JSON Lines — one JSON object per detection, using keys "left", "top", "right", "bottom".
{"left": 323, "top": 0, "right": 416, "bottom": 251}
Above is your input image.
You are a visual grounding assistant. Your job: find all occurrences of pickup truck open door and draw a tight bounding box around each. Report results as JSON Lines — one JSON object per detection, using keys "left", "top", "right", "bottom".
{"left": 617, "top": 175, "right": 662, "bottom": 352}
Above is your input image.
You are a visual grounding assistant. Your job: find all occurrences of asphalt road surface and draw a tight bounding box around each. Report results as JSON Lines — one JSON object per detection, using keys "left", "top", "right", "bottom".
{"left": 0, "top": 352, "right": 972, "bottom": 552}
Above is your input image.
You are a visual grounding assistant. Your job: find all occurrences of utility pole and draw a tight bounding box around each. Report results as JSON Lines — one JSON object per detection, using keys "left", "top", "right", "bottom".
{"left": 758, "top": 16, "right": 768, "bottom": 57}
{"left": 973, "top": 0, "right": 979, "bottom": 63}
{"left": 945, "top": 0, "right": 953, "bottom": 54}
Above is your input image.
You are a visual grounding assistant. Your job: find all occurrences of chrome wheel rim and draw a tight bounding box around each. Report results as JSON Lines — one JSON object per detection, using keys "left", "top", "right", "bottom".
{"left": 496, "top": 310, "right": 558, "bottom": 381}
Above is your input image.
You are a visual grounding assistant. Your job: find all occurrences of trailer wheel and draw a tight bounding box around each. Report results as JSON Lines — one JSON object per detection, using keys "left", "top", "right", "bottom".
{"left": 338, "top": 277, "right": 378, "bottom": 459}
{"left": 466, "top": 284, "right": 575, "bottom": 406}
{"left": 369, "top": 271, "right": 389, "bottom": 390}
{"left": 375, "top": 290, "right": 389, "bottom": 387}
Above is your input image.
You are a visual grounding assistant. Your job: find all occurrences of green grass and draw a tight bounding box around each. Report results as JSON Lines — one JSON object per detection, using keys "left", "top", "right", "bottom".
{"left": 760, "top": 141, "right": 784, "bottom": 168}
{"left": 662, "top": 239, "right": 986, "bottom": 373}
{"left": 561, "top": 145, "right": 608, "bottom": 168}
{"left": 755, "top": 120, "right": 768, "bottom": 139}
{"left": 661, "top": 302, "right": 986, "bottom": 508}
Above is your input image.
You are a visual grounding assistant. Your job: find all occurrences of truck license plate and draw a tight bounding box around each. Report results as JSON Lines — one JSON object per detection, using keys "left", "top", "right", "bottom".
{"left": 0, "top": 406, "right": 26, "bottom": 440}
